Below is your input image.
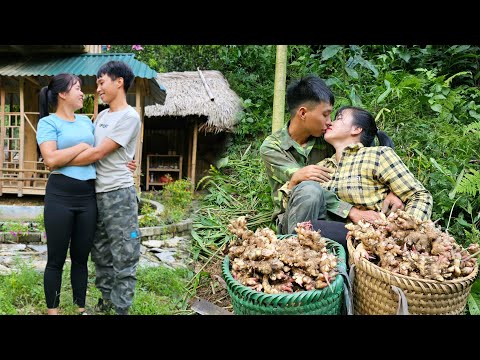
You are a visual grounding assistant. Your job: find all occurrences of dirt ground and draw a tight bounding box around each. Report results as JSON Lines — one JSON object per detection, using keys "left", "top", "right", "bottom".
{"left": 193, "top": 255, "right": 233, "bottom": 312}
{"left": 0, "top": 194, "right": 45, "bottom": 206}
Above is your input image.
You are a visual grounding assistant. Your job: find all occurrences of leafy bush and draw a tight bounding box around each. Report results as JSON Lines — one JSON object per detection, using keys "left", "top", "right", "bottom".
{"left": 162, "top": 179, "right": 193, "bottom": 209}
{"left": 138, "top": 202, "right": 161, "bottom": 228}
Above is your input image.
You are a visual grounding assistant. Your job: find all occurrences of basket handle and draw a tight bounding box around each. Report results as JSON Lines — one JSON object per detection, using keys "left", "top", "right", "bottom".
{"left": 391, "top": 285, "right": 409, "bottom": 315}
{"left": 349, "top": 264, "right": 356, "bottom": 285}
{"left": 338, "top": 266, "right": 353, "bottom": 315}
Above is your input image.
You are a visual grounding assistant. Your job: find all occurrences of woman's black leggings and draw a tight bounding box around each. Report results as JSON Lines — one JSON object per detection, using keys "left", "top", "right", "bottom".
{"left": 43, "top": 174, "right": 97, "bottom": 309}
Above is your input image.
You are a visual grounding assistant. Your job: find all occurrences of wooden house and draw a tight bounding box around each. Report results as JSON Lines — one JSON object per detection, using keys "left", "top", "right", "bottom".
{"left": 0, "top": 45, "right": 166, "bottom": 196}
{"left": 143, "top": 70, "right": 242, "bottom": 191}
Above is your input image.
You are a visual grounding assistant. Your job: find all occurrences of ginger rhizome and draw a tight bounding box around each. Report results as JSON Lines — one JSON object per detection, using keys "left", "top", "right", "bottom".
{"left": 226, "top": 217, "right": 341, "bottom": 294}
{"left": 346, "top": 210, "right": 479, "bottom": 281}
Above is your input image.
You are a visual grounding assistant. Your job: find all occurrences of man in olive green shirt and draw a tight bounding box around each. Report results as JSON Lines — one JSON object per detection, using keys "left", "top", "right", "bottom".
{"left": 260, "top": 75, "right": 403, "bottom": 238}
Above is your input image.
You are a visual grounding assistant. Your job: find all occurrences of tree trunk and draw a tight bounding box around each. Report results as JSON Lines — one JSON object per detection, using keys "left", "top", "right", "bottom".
{"left": 272, "top": 45, "right": 288, "bottom": 133}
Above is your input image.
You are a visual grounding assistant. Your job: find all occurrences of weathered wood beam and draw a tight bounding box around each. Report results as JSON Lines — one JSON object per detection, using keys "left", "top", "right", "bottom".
{"left": 18, "top": 79, "right": 25, "bottom": 197}
{"left": 191, "top": 120, "right": 198, "bottom": 192}
{"left": 24, "top": 76, "right": 40, "bottom": 87}
{"left": 9, "top": 45, "right": 28, "bottom": 55}
{"left": 134, "top": 86, "right": 143, "bottom": 191}
{"left": 0, "top": 88, "right": 5, "bottom": 196}
{"left": 0, "top": 168, "right": 50, "bottom": 174}
{"left": 24, "top": 114, "right": 37, "bottom": 134}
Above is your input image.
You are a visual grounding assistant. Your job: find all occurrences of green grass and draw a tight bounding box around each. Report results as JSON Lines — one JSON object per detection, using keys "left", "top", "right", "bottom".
{"left": 131, "top": 266, "right": 192, "bottom": 315}
{"left": 0, "top": 258, "right": 192, "bottom": 315}
{"left": 0, "top": 260, "right": 44, "bottom": 314}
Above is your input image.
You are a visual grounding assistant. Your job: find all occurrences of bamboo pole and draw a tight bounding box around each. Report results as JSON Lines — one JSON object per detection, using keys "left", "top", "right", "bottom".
{"left": 191, "top": 120, "right": 198, "bottom": 193}
{"left": 134, "top": 85, "right": 143, "bottom": 191}
{"left": 1, "top": 168, "right": 50, "bottom": 174}
{"left": 197, "top": 67, "right": 214, "bottom": 101}
{"left": 138, "top": 92, "right": 145, "bottom": 190}
{"left": 271, "top": 45, "right": 288, "bottom": 133}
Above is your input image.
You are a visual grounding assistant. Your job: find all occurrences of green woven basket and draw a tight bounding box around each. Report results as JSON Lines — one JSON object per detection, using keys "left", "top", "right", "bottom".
{"left": 222, "top": 237, "right": 347, "bottom": 315}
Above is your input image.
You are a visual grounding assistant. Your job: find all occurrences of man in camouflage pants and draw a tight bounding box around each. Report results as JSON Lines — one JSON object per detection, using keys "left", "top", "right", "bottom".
{"left": 260, "top": 75, "right": 403, "bottom": 246}
{"left": 68, "top": 61, "right": 141, "bottom": 315}
{"left": 94, "top": 187, "right": 140, "bottom": 315}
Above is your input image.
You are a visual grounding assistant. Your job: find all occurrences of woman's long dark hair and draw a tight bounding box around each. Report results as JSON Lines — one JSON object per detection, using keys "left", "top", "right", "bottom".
{"left": 39, "top": 73, "right": 81, "bottom": 119}
{"left": 335, "top": 106, "right": 394, "bottom": 148}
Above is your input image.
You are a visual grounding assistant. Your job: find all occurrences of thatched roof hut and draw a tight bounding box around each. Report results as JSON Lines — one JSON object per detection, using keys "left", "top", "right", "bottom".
{"left": 144, "top": 70, "right": 243, "bottom": 133}
{"left": 142, "top": 70, "right": 243, "bottom": 190}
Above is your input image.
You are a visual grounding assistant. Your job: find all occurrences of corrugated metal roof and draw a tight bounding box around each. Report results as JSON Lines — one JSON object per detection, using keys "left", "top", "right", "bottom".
{"left": 0, "top": 53, "right": 166, "bottom": 105}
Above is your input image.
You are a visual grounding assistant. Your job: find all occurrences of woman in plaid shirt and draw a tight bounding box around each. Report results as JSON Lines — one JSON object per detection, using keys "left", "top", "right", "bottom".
{"left": 319, "top": 106, "right": 433, "bottom": 221}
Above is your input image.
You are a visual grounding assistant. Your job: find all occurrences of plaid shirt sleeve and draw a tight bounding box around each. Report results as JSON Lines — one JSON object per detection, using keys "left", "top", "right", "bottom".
{"left": 377, "top": 147, "right": 433, "bottom": 221}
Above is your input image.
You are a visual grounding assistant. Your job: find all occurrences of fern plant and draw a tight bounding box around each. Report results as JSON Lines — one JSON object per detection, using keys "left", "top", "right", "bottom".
{"left": 458, "top": 121, "right": 480, "bottom": 198}
{"left": 457, "top": 169, "right": 480, "bottom": 197}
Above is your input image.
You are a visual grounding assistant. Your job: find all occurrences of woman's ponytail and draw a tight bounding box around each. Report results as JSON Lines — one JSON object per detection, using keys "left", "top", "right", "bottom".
{"left": 377, "top": 130, "right": 394, "bottom": 149}
{"left": 39, "top": 86, "right": 50, "bottom": 119}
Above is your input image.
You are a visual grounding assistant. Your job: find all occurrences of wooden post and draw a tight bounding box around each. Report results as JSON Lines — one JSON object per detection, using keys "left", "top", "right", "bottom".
{"left": 146, "top": 154, "right": 151, "bottom": 191}
{"left": 139, "top": 94, "right": 145, "bottom": 189}
{"left": 0, "top": 88, "right": 5, "bottom": 195}
{"left": 18, "top": 78, "right": 25, "bottom": 197}
{"left": 191, "top": 120, "right": 198, "bottom": 193}
{"left": 134, "top": 82, "right": 144, "bottom": 192}
{"left": 272, "top": 45, "right": 288, "bottom": 133}
{"left": 187, "top": 122, "right": 192, "bottom": 185}
{"left": 24, "top": 84, "right": 39, "bottom": 185}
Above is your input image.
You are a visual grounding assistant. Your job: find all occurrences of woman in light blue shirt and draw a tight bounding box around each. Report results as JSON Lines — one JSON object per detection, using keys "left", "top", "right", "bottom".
{"left": 37, "top": 74, "right": 98, "bottom": 315}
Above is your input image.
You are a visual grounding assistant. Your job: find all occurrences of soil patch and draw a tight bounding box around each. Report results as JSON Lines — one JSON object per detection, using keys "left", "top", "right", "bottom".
{"left": 193, "top": 256, "right": 232, "bottom": 312}
{"left": 0, "top": 194, "right": 44, "bottom": 206}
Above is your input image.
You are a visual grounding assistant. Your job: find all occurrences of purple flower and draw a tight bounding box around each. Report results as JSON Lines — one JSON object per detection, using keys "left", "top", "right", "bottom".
{"left": 132, "top": 45, "right": 144, "bottom": 51}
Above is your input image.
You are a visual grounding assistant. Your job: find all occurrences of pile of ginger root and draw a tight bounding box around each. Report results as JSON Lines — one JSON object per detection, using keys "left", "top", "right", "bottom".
{"left": 226, "top": 216, "right": 341, "bottom": 294}
{"left": 346, "top": 209, "right": 479, "bottom": 281}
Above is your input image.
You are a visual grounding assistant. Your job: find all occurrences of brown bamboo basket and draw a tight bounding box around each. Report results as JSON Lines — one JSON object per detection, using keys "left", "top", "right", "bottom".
{"left": 347, "top": 237, "right": 478, "bottom": 315}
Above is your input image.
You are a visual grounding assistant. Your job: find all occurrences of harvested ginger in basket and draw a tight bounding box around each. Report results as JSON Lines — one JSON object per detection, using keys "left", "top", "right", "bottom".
{"left": 346, "top": 210, "right": 479, "bottom": 281}
{"left": 226, "top": 216, "right": 341, "bottom": 294}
